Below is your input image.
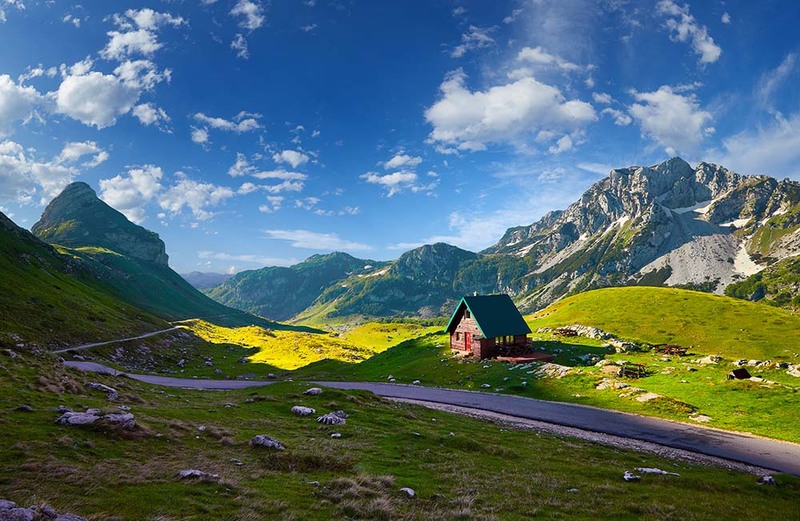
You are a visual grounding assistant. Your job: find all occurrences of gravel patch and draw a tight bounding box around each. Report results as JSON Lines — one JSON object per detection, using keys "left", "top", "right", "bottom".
{"left": 391, "top": 398, "right": 772, "bottom": 476}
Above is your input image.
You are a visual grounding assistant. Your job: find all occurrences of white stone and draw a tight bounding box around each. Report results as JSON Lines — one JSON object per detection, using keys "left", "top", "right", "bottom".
{"left": 291, "top": 406, "right": 316, "bottom": 416}
{"left": 250, "top": 434, "right": 286, "bottom": 450}
{"left": 303, "top": 387, "right": 322, "bottom": 396}
{"left": 399, "top": 487, "right": 415, "bottom": 497}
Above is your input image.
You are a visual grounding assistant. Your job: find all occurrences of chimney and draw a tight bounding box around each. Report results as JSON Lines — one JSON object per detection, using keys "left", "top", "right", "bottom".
{"left": 473, "top": 291, "right": 478, "bottom": 296}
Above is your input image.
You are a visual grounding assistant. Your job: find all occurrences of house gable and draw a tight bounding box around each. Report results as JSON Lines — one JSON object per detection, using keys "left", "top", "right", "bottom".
{"left": 444, "top": 294, "right": 531, "bottom": 339}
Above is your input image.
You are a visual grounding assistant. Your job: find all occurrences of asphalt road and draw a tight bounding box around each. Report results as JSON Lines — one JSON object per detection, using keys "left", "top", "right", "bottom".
{"left": 63, "top": 361, "right": 800, "bottom": 476}
{"left": 53, "top": 327, "right": 182, "bottom": 354}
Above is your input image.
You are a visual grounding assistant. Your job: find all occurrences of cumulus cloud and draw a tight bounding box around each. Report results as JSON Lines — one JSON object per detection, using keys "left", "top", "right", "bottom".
{"left": 113, "top": 60, "right": 171, "bottom": 91}
{"left": 231, "top": 0, "right": 265, "bottom": 31}
{"left": 548, "top": 135, "right": 573, "bottom": 154}
{"left": 258, "top": 195, "right": 284, "bottom": 213}
{"left": 361, "top": 171, "right": 438, "bottom": 197}
{"left": 192, "top": 112, "right": 261, "bottom": 142}
{"left": 452, "top": 25, "right": 495, "bottom": 58}
{"left": 657, "top": 0, "right": 721, "bottom": 64}
{"left": 0, "top": 74, "right": 41, "bottom": 136}
{"left": 132, "top": 102, "right": 170, "bottom": 129}
{"left": 0, "top": 139, "right": 107, "bottom": 203}
{"left": 99, "top": 165, "right": 164, "bottom": 223}
{"left": 228, "top": 152, "right": 255, "bottom": 177}
{"left": 425, "top": 70, "right": 596, "bottom": 152}
{"left": 231, "top": 34, "right": 249, "bottom": 59}
{"left": 601, "top": 107, "right": 633, "bottom": 126}
{"left": 0, "top": 0, "right": 24, "bottom": 23}
{"left": 101, "top": 8, "right": 185, "bottom": 60}
{"left": 628, "top": 85, "right": 713, "bottom": 155}
{"left": 721, "top": 12, "right": 731, "bottom": 24}
{"left": 384, "top": 153, "right": 422, "bottom": 170}
{"left": 158, "top": 174, "right": 235, "bottom": 220}
{"left": 273, "top": 149, "right": 309, "bottom": 168}
{"left": 517, "top": 46, "right": 582, "bottom": 72}
{"left": 55, "top": 71, "right": 140, "bottom": 128}
{"left": 592, "top": 92, "right": 613, "bottom": 105}
{"left": 262, "top": 229, "right": 372, "bottom": 251}
{"left": 251, "top": 169, "right": 307, "bottom": 181}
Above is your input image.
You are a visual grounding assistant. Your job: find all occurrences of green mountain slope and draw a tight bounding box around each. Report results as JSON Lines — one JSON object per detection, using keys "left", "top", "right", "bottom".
{"left": 31, "top": 183, "right": 306, "bottom": 331}
{"left": 209, "top": 252, "right": 387, "bottom": 321}
{"left": 725, "top": 256, "right": 800, "bottom": 309}
{"left": 0, "top": 211, "right": 166, "bottom": 348}
{"left": 531, "top": 286, "right": 800, "bottom": 360}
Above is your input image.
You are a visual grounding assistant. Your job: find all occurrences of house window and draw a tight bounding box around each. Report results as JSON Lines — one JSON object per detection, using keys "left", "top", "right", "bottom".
{"left": 455, "top": 332, "right": 462, "bottom": 340}
{"left": 465, "top": 310, "right": 471, "bottom": 319}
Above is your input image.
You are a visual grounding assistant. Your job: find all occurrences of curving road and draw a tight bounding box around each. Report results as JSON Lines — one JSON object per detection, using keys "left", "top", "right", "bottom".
{"left": 53, "top": 327, "right": 182, "bottom": 354}
{"left": 63, "top": 361, "right": 800, "bottom": 476}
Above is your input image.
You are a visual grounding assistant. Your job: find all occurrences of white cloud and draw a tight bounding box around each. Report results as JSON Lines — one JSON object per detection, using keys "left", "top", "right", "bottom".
{"left": 262, "top": 229, "right": 372, "bottom": 251}
{"left": 601, "top": 107, "right": 632, "bottom": 126}
{"left": 657, "top": 0, "right": 721, "bottom": 64}
{"left": 55, "top": 71, "right": 139, "bottom": 128}
{"left": 756, "top": 53, "right": 797, "bottom": 110}
{"left": 159, "top": 175, "right": 235, "bottom": 220}
{"left": 56, "top": 141, "right": 108, "bottom": 167}
{"left": 301, "top": 24, "right": 317, "bottom": 33}
{"left": 197, "top": 250, "right": 296, "bottom": 267}
{"left": 451, "top": 25, "right": 495, "bottom": 58}
{"left": 721, "top": 12, "right": 730, "bottom": 24}
{"left": 99, "top": 165, "right": 164, "bottom": 223}
{"left": 273, "top": 149, "right": 309, "bottom": 168}
{"left": 251, "top": 169, "right": 307, "bottom": 181}
{"left": 0, "top": 140, "right": 101, "bottom": 203}
{"left": 0, "top": 74, "right": 41, "bottom": 136}
{"left": 384, "top": 153, "right": 422, "bottom": 170}
{"left": 628, "top": 85, "right": 713, "bottom": 155}
{"left": 517, "top": 46, "right": 582, "bottom": 72}
{"left": 231, "top": 0, "right": 265, "bottom": 31}
{"left": 504, "top": 8, "right": 523, "bottom": 24}
{"left": 132, "top": 102, "right": 170, "bottom": 129}
{"left": 262, "top": 180, "right": 304, "bottom": 193}
{"left": 592, "top": 92, "right": 613, "bottom": 105}
{"left": 713, "top": 112, "right": 800, "bottom": 178}
{"left": 101, "top": 8, "right": 184, "bottom": 61}
{"left": 0, "top": 0, "right": 24, "bottom": 24}
{"left": 360, "top": 170, "right": 438, "bottom": 197}
{"left": 548, "top": 135, "right": 573, "bottom": 154}
{"left": 258, "top": 195, "right": 284, "bottom": 213}
{"left": 113, "top": 60, "right": 171, "bottom": 91}
{"left": 425, "top": 70, "right": 596, "bottom": 152}
{"left": 191, "top": 127, "right": 209, "bottom": 145}
{"left": 231, "top": 34, "right": 249, "bottom": 59}
{"left": 193, "top": 112, "right": 261, "bottom": 133}
{"left": 229, "top": 152, "right": 256, "bottom": 177}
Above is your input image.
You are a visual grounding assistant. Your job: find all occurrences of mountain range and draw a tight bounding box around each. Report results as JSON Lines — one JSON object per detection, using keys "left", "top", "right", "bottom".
{"left": 206, "top": 157, "right": 800, "bottom": 321}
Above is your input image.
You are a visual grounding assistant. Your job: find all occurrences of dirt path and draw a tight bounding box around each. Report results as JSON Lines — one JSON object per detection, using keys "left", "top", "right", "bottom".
{"left": 62, "top": 361, "right": 800, "bottom": 476}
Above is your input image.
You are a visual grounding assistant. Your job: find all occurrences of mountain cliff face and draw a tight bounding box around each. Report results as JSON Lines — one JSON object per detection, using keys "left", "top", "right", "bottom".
{"left": 32, "top": 182, "right": 169, "bottom": 266}
{"left": 204, "top": 158, "right": 800, "bottom": 320}
{"left": 30, "top": 184, "right": 292, "bottom": 329}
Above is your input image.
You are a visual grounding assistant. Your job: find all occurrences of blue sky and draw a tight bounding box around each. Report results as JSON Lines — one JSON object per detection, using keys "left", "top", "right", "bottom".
{"left": 1, "top": 0, "right": 799, "bottom": 273}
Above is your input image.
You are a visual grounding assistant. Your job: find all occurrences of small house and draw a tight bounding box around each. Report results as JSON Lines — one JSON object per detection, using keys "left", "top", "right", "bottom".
{"left": 444, "top": 294, "right": 532, "bottom": 359}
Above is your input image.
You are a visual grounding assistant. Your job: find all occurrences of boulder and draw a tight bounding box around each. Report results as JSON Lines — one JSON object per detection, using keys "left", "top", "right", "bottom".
{"left": 0, "top": 508, "right": 35, "bottom": 520}
{"left": 177, "top": 469, "right": 220, "bottom": 481}
{"left": 623, "top": 471, "right": 640, "bottom": 482}
{"left": 85, "top": 382, "right": 119, "bottom": 401}
{"left": 697, "top": 355, "right": 721, "bottom": 365}
{"left": 787, "top": 366, "right": 800, "bottom": 378}
{"left": 14, "top": 405, "right": 33, "bottom": 412}
{"left": 55, "top": 409, "right": 135, "bottom": 429}
{"left": 317, "top": 412, "right": 346, "bottom": 425}
{"left": 635, "top": 392, "right": 661, "bottom": 402}
{"left": 303, "top": 387, "right": 322, "bottom": 396}
{"left": 635, "top": 467, "right": 679, "bottom": 476}
{"left": 291, "top": 406, "right": 315, "bottom": 416}
{"left": 250, "top": 434, "right": 285, "bottom": 450}
{"left": 0, "top": 500, "right": 17, "bottom": 510}
{"left": 399, "top": 487, "right": 415, "bottom": 498}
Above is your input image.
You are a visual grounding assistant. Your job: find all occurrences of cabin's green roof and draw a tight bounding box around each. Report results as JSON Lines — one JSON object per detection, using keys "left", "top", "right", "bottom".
{"left": 444, "top": 294, "right": 531, "bottom": 339}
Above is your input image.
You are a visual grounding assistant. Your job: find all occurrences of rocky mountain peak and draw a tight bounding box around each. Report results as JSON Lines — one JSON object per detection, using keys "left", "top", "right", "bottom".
{"left": 32, "top": 182, "right": 169, "bottom": 266}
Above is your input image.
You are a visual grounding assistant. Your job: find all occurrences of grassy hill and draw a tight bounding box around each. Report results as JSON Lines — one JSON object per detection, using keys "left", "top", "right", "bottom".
{"left": 0, "top": 212, "right": 166, "bottom": 349}
{"left": 531, "top": 286, "right": 800, "bottom": 360}
{"left": 1, "top": 346, "right": 797, "bottom": 519}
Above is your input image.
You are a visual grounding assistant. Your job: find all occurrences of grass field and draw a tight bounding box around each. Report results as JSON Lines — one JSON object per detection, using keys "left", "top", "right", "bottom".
{"left": 2, "top": 346, "right": 798, "bottom": 520}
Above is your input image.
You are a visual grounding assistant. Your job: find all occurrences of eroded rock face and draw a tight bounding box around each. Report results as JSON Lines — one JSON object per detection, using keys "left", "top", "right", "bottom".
{"left": 177, "top": 469, "right": 220, "bottom": 481}
{"left": 316, "top": 412, "right": 347, "bottom": 425}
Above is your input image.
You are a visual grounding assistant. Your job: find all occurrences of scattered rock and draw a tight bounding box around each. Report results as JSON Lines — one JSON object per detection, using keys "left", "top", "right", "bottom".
{"left": 330, "top": 433, "right": 342, "bottom": 439}
{"left": 412, "top": 380, "right": 421, "bottom": 385}
{"left": 55, "top": 409, "right": 136, "bottom": 430}
{"left": 307, "top": 481, "right": 320, "bottom": 487}
{"left": 0, "top": 507, "right": 35, "bottom": 520}
{"left": 697, "top": 355, "right": 721, "bottom": 365}
{"left": 317, "top": 412, "right": 346, "bottom": 425}
{"left": 567, "top": 488, "right": 579, "bottom": 493}
{"left": 690, "top": 414, "right": 712, "bottom": 423}
{"left": 204, "top": 360, "right": 214, "bottom": 366}
{"left": 623, "top": 471, "right": 641, "bottom": 482}
{"left": 387, "top": 375, "right": 394, "bottom": 380}
{"left": 303, "top": 387, "right": 322, "bottom": 396}
{"left": 118, "top": 405, "right": 131, "bottom": 411}
{"left": 733, "top": 359, "right": 748, "bottom": 367}
{"left": 757, "top": 475, "right": 777, "bottom": 486}
{"left": 635, "top": 392, "right": 661, "bottom": 403}
{"left": 480, "top": 383, "right": 491, "bottom": 388}
{"left": 608, "top": 339, "right": 642, "bottom": 353}
{"left": 230, "top": 458, "right": 244, "bottom": 466}
{"left": 267, "top": 373, "right": 277, "bottom": 379}
{"left": 389, "top": 378, "right": 396, "bottom": 383}
{"left": 85, "top": 382, "right": 119, "bottom": 401}
{"left": 787, "top": 366, "right": 800, "bottom": 378}
{"left": 600, "top": 364, "right": 621, "bottom": 376}
{"left": 291, "top": 406, "right": 316, "bottom": 416}
{"left": 56, "top": 405, "right": 72, "bottom": 413}
{"left": 250, "top": 434, "right": 286, "bottom": 450}
{"left": 535, "top": 363, "right": 573, "bottom": 379}
{"left": 176, "top": 359, "right": 185, "bottom": 368}
{"left": 635, "top": 467, "right": 679, "bottom": 476}
{"left": 177, "top": 469, "right": 220, "bottom": 481}
{"left": 687, "top": 367, "right": 698, "bottom": 372}
{"left": 399, "top": 487, "right": 415, "bottom": 498}
{"left": 2, "top": 349, "right": 17, "bottom": 359}
{"left": 213, "top": 369, "right": 222, "bottom": 375}
{"left": 15, "top": 405, "right": 33, "bottom": 412}
{"left": 0, "top": 500, "right": 16, "bottom": 510}
{"left": 595, "top": 359, "right": 615, "bottom": 367}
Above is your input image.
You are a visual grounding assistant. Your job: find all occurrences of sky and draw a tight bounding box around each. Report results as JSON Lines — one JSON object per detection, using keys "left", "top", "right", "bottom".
{"left": 1, "top": 0, "right": 799, "bottom": 274}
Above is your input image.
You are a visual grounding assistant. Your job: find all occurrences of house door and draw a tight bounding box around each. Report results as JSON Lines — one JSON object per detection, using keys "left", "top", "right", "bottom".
{"left": 465, "top": 332, "right": 472, "bottom": 352}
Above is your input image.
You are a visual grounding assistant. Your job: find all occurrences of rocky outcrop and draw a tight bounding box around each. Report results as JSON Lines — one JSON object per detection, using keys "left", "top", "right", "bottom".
{"left": 32, "top": 182, "right": 169, "bottom": 266}
{"left": 55, "top": 408, "right": 136, "bottom": 429}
